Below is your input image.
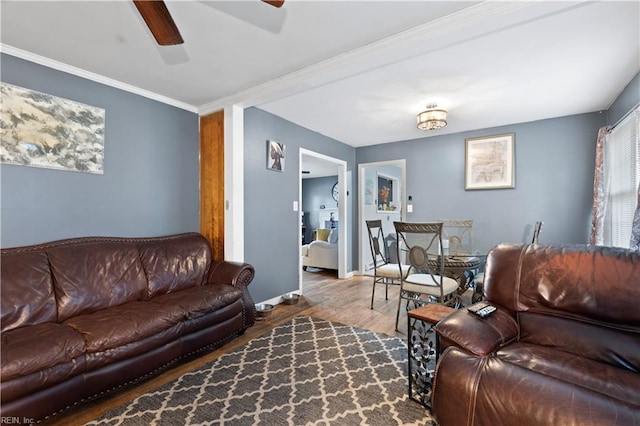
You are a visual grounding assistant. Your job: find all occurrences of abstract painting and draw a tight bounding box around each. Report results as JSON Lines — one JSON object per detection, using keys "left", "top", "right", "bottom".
{"left": 0, "top": 82, "right": 105, "bottom": 174}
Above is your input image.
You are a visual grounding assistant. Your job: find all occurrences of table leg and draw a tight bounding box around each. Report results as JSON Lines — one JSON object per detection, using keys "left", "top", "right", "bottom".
{"left": 407, "top": 315, "right": 439, "bottom": 408}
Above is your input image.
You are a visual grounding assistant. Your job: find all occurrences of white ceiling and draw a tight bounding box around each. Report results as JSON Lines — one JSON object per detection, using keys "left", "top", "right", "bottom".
{"left": 1, "top": 1, "right": 639, "bottom": 149}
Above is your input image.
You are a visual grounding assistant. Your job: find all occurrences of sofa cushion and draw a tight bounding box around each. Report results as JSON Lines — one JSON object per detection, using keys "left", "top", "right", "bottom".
{"left": 139, "top": 234, "right": 211, "bottom": 298}
{"left": 63, "top": 301, "right": 184, "bottom": 353}
{"left": 519, "top": 312, "right": 640, "bottom": 372}
{"left": 486, "top": 244, "right": 640, "bottom": 328}
{"left": 1, "top": 251, "right": 57, "bottom": 332}
{"left": 498, "top": 342, "right": 640, "bottom": 407}
{"left": 316, "top": 228, "right": 330, "bottom": 241}
{"left": 49, "top": 241, "right": 148, "bottom": 321}
{"left": 475, "top": 353, "right": 640, "bottom": 423}
{"left": 434, "top": 346, "right": 640, "bottom": 425}
{"left": 179, "top": 300, "right": 245, "bottom": 336}
{"left": 150, "top": 284, "right": 242, "bottom": 319}
{"left": 1, "top": 323, "right": 86, "bottom": 381}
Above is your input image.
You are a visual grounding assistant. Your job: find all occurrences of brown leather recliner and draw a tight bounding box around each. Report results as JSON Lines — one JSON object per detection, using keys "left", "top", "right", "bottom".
{"left": 1, "top": 233, "right": 256, "bottom": 423}
{"left": 432, "top": 244, "right": 640, "bottom": 425}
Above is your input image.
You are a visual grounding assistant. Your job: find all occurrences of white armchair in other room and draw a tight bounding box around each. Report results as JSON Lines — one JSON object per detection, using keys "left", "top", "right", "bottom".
{"left": 302, "top": 228, "right": 338, "bottom": 270}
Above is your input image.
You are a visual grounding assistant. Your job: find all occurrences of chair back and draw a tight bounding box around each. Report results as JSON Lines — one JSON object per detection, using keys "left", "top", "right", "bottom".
{"left": 394, "top": 222, "right": 446, "bottom": 288}
{"left": 438, "top": 219, "right": 473, "bottom": 247}
{"left": 532, "top": 221, "right": 543, "bottom": 244}
{"left": 366, "top": 220, "right": 389, "bottom": 268}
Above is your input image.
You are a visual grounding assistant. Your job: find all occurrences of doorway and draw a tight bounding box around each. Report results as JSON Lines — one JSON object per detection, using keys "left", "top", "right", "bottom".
{"left": 299, "top": 149, "right": 348, "bottom": 293}
{"left": 358, "top": 160, "right": 406, "bottom": 275}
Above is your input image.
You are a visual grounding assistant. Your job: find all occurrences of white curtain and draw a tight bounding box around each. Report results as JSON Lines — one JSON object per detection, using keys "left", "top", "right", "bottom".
{"left": 591, "top": 106, "right": 640, "bottom": 248}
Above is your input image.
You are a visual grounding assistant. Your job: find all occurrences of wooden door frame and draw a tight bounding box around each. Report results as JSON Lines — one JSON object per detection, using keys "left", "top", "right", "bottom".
{"left": 200, "top": 111, "right": 225, "bottom": 261}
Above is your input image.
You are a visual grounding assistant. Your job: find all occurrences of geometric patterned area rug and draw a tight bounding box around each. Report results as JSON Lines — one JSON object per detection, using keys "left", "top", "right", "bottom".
{"left": 86, "top": 316, "right": 435, "bottom": 425}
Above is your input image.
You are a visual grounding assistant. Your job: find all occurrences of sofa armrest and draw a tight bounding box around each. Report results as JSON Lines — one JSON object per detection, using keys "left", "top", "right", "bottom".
{"left": 207, "top": 261, "right": 256, "bottom": 326}
{"left": 308, "top": 240, "right": 336, "bottom": 250}
{"left": 208, "top": 260, "right": 255, "bottom": 288}
{"left": 434, "top": 304, "right": 519, "bottom": 356}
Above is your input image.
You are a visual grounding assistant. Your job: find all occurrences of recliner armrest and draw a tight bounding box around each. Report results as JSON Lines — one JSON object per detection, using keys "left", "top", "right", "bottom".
{"left": 434, "top": 304, "right": 519, "bottom": 356}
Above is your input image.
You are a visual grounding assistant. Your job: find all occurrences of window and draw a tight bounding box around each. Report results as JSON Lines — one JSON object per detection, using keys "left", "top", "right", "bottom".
{"left": 603, "top": 107, "right": 640, "bottom": 248}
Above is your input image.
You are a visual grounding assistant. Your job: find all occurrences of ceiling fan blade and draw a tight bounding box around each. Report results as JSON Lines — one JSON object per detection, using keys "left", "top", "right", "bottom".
{"left": 262, "top": 0, "right": 285, "bottom": 8}
{"left": 133, "top": 0, "right": 184, "bottom": 46}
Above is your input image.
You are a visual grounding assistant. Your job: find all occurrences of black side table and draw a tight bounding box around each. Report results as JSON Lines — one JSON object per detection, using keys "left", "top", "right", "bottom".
{"left": 407, "top": 304, "right": 456, "bottom": 408}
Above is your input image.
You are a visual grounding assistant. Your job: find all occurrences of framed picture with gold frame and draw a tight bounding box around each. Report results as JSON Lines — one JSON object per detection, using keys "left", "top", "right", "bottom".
{"left": 464, "top": 133, "right": 515, "bottom": 190}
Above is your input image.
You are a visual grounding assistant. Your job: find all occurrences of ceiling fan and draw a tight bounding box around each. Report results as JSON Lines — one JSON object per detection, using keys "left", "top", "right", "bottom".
{"left": 132, "top": 0, "right": 285, "bottom": 46}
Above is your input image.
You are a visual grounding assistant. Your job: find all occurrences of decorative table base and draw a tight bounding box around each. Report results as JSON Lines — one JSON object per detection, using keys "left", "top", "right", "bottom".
{"left": 407, "top": 304, "right": 456, "bottom": 408}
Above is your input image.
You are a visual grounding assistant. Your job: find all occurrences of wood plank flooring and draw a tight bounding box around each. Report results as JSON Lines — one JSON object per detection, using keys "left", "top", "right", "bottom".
{"left": 44, "top": 269, "right": 408, "bottom": 425}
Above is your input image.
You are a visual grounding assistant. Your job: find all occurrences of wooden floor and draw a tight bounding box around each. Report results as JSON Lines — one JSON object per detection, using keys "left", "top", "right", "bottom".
{"left": 44, "top": 269, "right": 408, "bottom": 425}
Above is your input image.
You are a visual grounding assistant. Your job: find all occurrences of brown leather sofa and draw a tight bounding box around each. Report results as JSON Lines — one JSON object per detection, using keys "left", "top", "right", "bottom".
{"left": 432, "top": 243, "right": 640, "bottom": 425}
{"left": 0, "top": 233, "right": 256, "bottom": 423}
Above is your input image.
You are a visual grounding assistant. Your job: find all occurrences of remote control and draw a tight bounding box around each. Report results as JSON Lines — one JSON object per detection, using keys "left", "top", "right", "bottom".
{"left": 467, "top": 302, "right": 489, "bottom": 314}
{"left": 468, "top": 303, "right": 496, "bottom": 318}
{"left": 476, "top": 305, "right": 496, "bottom": 318}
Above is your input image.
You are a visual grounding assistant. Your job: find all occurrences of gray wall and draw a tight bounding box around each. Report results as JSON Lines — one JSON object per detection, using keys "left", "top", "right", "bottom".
{"left": 0, "top": 54, "right": 200, "bottom": 247}
{"left": 4, "top": 54, "right": 634, "bottom": 306}
{"left": 302, "top": 176, "right": 339, "bottom": 243}
{"left": 607, "top": 72, "right": 640, "bottom": 125}
{"left": 356, "top": 113, "right": 606, "bottom": 251}
{"left": 244, "top": 107, "right": 356, "bottom": 303}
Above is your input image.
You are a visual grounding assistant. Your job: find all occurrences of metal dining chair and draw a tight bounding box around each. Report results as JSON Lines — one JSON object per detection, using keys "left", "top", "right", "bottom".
{"left": 439, "top": 219, "right": 482, "bottom": 297}
{"left": 366, "top": 220, "right": 409, "bottom": 309}
{"left": 438, "top": 219, "right": 474, "bottom": 250}
{"left": 393, "top": 221, "right": 460, "bottom": 331}
{"left": 532, "top": 221, "right": 543, "bottom": 244}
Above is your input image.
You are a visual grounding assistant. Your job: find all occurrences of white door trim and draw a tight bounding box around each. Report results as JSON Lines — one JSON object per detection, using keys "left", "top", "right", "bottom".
{"left": 299, "top": 149, "right": 349, "bottom": 291}
{"left": 357, "top": 159, "right": 406, "bottom": 275}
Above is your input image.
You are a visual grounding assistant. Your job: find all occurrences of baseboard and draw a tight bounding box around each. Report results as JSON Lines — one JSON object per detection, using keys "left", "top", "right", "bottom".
{"left": 258, "top": 290, "right": 302, "bottom": 307}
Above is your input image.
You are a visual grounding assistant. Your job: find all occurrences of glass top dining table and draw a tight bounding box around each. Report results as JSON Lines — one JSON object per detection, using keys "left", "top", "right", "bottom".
{"left": 431, "top": 242, "right": 492, "bottom": 305}
{"left": 446, "top": 242, "right": 491, "bottom": 258}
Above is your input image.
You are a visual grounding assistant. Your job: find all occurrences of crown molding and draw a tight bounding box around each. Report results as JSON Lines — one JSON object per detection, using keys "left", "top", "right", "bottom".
{"left": 0, "top": 44, "right": 198, "bottom": 113}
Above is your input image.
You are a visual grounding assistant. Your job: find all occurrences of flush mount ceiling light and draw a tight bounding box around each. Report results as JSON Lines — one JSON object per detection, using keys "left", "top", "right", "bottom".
{"left": 417, "top": 104, "right": 447, "bottom": 130}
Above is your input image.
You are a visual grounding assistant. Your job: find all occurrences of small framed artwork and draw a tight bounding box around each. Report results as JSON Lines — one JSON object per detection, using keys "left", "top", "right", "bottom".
{"left": 365, "top": 178, "right": 374, "bottom": 205}
{"left": 267, "top": 140, "right": 285, "bottom": 172}
{"left": 465, "top": 133, "right": 515, "bottom": 190}
{"left": 377, "top": 173, "right": 398, "bottom": 212}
